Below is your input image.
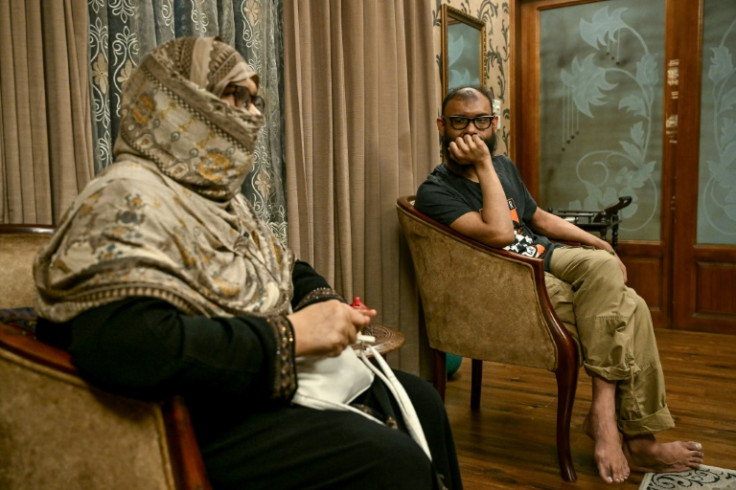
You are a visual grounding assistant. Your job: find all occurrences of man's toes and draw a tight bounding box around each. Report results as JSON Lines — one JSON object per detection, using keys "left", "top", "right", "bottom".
{"left": 598, "top": 464, "right": 615, "bottom": 484}
{"left": 615, "top": 464, "right": 630, "bottom": 482}
{"left": 602, "top": 460, "right": 629, "bottom": 484}
{"left": 687, "top": 441, "right": 702, "bottom": 450}
{"left": 686, "top": 441, "right": 704, "bottom": 461}
{"left": 688, "top": 454, "right": 703, "bottom": 468}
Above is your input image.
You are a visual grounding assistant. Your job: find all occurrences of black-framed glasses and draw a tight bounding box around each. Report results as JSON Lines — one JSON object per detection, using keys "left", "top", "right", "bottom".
{"left": 444, "top": 115, "right": 495, "bottom": 130}
{"left": 223, "top": 84, "right": 266, "bottom": 112}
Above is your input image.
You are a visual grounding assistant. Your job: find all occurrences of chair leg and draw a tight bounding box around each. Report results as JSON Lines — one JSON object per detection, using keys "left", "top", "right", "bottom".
{"left": 470, "top": 359, "right": 483, "bottom": 410}
{"left": 432, "top": 349, "right": 447, "bottom": 401}
{"left": 555, "top": 353, "right": 579, "bottom": 482}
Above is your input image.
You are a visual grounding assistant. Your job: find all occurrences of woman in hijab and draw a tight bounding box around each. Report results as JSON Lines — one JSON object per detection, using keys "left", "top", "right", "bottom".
{"left": 33, "top": 37, "right": 462, "bottom": 489}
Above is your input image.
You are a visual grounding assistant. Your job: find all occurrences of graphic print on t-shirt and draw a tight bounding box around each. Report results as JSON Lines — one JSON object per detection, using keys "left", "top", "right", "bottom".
{"left": 505, "top": 198, "right": 545, "bottom": 258}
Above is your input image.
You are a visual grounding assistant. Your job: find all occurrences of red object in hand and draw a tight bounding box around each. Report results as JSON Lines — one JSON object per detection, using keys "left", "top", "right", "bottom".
{"left": 350, "top": 297, "right": 370, "bottom": 311}
{"left": 351, "top": 297, "right": 376, "bottom": 345}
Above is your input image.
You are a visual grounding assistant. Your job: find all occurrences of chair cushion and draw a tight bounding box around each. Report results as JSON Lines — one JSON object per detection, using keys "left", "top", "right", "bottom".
{"left": 0, "top": 334, "right": 177, "bottom": 489}
{"left": 0, "top": 232, "right": 52, "bottom": 309}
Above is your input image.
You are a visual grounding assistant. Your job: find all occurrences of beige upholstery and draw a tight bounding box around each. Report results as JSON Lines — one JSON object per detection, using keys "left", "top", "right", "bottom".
{"left": 0, "top": 226, "right": 55, "bottom": 309}
{"left": 0, "top": 345, "right": 177, "bottom": 489}
{"left": 396, "top": 196, "right": 580, "bottom": 481}
{"left": 0, "top": 225, "right": 209, "bottom": 489}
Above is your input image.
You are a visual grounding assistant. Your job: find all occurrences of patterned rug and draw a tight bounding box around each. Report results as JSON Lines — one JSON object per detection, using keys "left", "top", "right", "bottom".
{"left": 639, "top": 465, "right": 736, "bottom": 490}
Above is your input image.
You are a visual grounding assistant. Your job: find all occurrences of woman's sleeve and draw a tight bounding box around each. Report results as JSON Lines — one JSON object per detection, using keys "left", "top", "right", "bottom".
{"left": 61, "top": 297, "right": 296, "bottom": 406}
{"left": 291, "top": 259, "right": 345, "bottom": 310}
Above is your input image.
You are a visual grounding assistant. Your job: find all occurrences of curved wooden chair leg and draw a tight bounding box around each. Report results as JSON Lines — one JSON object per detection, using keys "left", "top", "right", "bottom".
{"left": 555, "top": 353, "right": 579, "bottom": 482}
{"left": 470, "top": 359, "right": 483, "bottom": 410}
{"left": 433, "top": 349, "right": 447, "bottom": 401}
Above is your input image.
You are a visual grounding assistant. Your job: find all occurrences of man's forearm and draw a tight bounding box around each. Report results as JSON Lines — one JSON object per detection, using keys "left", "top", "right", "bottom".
{"left": 476, "top": 159, "right": 514, "bottom": 237}
{"left": 532, "top": 209, "right": 613, "bottom": 251}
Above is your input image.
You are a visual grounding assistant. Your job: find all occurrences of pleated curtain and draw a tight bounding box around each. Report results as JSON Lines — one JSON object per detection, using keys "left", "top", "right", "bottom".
{"left": 0, "top": 0, "right": 93, "bottom": 224}
{"left": 283, "top": 0, "right": 440, "bottom": 374}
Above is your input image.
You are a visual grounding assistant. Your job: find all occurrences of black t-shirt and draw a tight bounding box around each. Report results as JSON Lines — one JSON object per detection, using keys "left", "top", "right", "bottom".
{"left": 415, "top": 157, "right": 559, "bottom": 269}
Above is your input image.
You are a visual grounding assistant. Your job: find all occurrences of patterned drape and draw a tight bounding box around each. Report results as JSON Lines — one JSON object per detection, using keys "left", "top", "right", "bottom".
{"left": 87, "top": 0, "right": 287, "bottom": 241}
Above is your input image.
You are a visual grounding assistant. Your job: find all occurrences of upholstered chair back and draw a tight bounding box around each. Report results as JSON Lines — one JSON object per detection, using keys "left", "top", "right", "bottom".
{"left": 0, "top": 225, "right": 209, "bottom": 489}
{"left": 0, "top": 225, "right": 54, "bottom": 309}
{"left": 396, "top": 199, "right": 569, "bottom": 368}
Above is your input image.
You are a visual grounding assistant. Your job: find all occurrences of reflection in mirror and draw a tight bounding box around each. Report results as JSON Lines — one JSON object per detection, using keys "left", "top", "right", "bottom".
{"left": 441, "top": 5, "right": 485, "bottom": 97}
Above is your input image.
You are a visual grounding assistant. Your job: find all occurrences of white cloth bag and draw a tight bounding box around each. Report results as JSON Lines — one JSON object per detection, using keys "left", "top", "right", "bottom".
{"left": 291, "top": 345, "right": 431, "bottom": 460}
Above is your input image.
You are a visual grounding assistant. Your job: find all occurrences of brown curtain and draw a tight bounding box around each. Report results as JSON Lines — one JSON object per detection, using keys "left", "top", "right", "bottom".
{"left": 283, "top": 0, "right": 439, "bottom": 375}
{"left": 0, "top": 0, "right": 93, "bottom": 225}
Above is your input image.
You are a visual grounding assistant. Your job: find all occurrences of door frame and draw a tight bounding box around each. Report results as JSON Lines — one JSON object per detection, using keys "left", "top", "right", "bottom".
{"left": 511, "top": 0, "right": 736, "bottom": 333}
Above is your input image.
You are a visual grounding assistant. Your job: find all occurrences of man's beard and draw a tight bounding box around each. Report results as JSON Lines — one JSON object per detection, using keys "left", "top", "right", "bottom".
{"left": 442, "top": 131, "right": 497, "bottom": 165}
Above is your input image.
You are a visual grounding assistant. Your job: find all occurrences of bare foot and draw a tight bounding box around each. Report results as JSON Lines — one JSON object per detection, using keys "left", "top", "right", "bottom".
{"left": 624, "top": 435, "right": 704, "bottom": 473}
{"left": 584, "top": 412, "right": 630, "bottom": 484}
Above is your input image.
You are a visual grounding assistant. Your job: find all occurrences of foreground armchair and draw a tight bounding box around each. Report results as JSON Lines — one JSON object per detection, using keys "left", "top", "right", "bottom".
{"left": 396, "top": 196, "right": 580, "bottom": 481}
{"left": 0, "top": 225, "right": 210, "bottom": 489}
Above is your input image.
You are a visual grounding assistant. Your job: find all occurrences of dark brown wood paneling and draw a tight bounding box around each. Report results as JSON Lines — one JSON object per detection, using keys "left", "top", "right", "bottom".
{"left": 624, "top": 259, "right": 663, "bottom": 310}
{"left": 670, "top": 0, "right": 736, "bottom": 333}
{"left": 696, "top": 262, "right": 736, "bottom": 315}
{"left": 620, "top": 242, "right": 665, "bottom": 327}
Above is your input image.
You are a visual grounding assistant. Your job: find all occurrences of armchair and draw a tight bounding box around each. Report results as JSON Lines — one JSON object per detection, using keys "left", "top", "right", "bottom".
{"left": 0, "top": 225, "right": 210, "bottom": 489}
{"left": 396, "top": 196, "right": 580, "bottom": 481}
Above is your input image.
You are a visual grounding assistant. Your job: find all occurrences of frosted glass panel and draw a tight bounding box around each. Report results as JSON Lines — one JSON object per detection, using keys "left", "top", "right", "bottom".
{"left": 697, "top": 0, "right": 736, "bottom": 245}
{"left": 539, "top": 0, "right": 665, "bottom": 241}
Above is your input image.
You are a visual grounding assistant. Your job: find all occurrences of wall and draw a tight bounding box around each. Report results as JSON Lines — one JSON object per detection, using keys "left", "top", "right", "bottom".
{"left": 432, "top": 0, "right": 511, "bottom": 156}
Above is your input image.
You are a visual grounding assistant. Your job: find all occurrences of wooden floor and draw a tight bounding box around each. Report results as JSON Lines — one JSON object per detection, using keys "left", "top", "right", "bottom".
{"left": 443, "top": 328, "right": 736, "bottom": 489}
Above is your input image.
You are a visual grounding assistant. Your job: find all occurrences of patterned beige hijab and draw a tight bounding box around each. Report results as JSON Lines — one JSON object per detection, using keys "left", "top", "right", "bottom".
{"left": 35, "top": 37, "right": 294, "bottom": 321}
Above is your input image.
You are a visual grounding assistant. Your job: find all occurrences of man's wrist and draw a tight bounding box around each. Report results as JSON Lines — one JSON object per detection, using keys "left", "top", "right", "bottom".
{"left": 473, "top": 155, "right": 495, "bottom": 173}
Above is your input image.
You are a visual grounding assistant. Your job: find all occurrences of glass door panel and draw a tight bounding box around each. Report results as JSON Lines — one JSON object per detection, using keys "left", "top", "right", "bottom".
{"left": 538, "top": 0, "right": 666, "bottom": 241}
{"left": 697, "top": 0, "right": 736, "bottom": 245}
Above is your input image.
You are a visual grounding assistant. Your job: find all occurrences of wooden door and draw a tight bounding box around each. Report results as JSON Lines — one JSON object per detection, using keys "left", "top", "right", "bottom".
{"left": 513, "top": 0, "right": 736, "bottom": 333}
{"left": 671, "top": 0, "right": 736, "bottom": 332}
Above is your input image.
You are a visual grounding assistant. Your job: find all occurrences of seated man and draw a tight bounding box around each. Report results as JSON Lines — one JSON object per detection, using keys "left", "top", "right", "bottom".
{"left": 414, "top": 86, "right": 704, "bottom": 484}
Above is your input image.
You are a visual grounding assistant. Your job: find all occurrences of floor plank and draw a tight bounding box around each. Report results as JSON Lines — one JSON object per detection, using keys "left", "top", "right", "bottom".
{"left": 443, "top": 329, "right": 736, "bottom": 489}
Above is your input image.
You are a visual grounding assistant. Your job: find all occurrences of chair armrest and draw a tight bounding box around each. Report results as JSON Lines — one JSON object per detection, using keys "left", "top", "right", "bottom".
{"left": 0, "top": 322, "right": 76, "bottom": 375}
{"left": 165, "top": 396, "right": 212, "bottom": 490}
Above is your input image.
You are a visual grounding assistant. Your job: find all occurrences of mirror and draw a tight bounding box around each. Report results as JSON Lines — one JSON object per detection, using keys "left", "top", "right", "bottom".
{"left": 441, "top": 5, "right": 486, "bottom": 97}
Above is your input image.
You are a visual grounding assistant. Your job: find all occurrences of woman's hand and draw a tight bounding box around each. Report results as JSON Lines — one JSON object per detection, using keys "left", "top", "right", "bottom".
{"left": 288, "top": 300, "right": 377, "bottom": 357}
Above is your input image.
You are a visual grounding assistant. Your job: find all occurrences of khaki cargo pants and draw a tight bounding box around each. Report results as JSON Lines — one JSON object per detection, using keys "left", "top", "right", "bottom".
{"left": 545, "top": 246, "right": 675, "bottom": 437}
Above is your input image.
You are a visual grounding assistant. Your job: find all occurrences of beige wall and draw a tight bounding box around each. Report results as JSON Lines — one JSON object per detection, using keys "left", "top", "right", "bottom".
{"left": 432, "top": 0, "right": 511, "bottom": 156}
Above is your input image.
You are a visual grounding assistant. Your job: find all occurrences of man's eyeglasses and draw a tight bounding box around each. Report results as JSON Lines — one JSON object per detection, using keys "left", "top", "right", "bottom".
{"left": 444, "top": 115, "right": 496, "bottom": 130}
{"left": 223, "top": 84, "right": 266, "bottom": 112}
